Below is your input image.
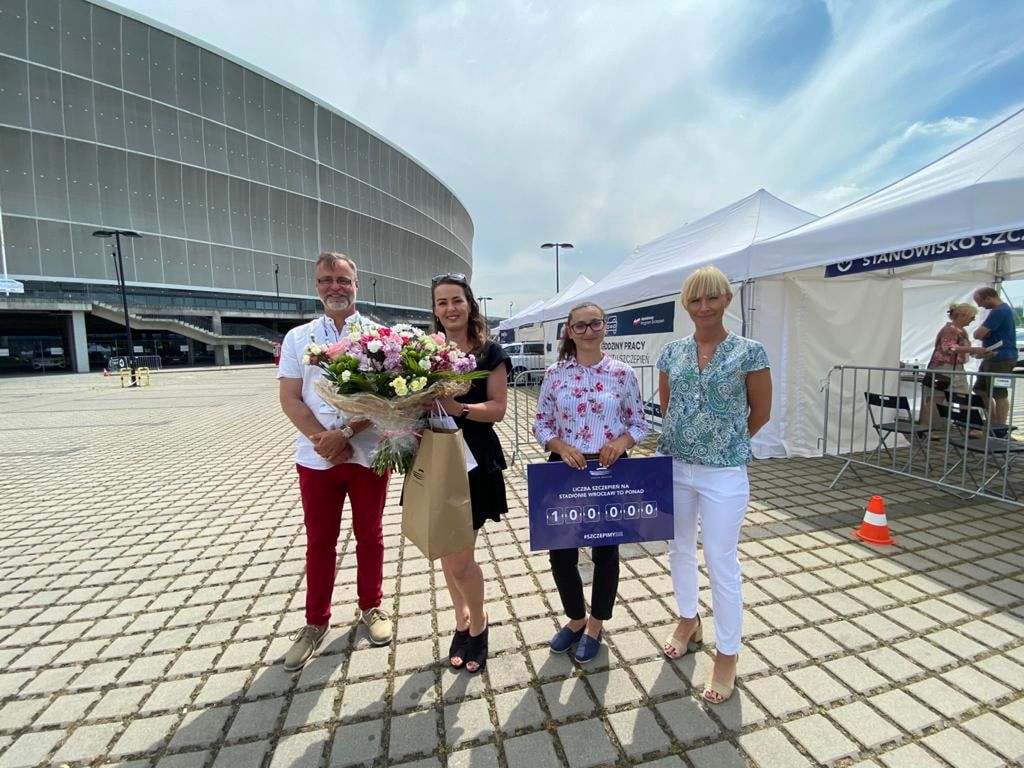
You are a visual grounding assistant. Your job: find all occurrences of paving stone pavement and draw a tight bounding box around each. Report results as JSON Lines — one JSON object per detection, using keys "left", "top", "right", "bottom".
{"left": 0, "top": 367, "right": 1022, "bottom": 768}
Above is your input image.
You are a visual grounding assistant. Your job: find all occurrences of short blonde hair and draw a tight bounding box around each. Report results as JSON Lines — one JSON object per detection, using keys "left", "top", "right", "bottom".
{"left": 681, "top": 266, "right": 732, "bottom": 304}
{"left": 948, "top": 302, "right": 977, "bottom": 322}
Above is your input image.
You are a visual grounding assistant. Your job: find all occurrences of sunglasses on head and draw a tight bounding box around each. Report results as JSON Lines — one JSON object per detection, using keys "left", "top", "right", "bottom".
{"left": 431, "top": 272, "right": 468, "bottom": 285}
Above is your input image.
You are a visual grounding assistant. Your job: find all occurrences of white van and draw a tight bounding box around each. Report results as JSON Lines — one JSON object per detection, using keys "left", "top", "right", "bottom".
{"left": 502, "top": 341, "right": 547, "bottom": 385}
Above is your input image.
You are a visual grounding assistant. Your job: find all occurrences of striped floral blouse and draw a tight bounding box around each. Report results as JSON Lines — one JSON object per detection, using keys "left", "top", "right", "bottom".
{"left": 533, "top": 355, "right": 649, "bottom": 453}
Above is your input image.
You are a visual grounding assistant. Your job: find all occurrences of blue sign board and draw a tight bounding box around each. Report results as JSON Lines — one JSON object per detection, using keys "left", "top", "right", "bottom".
{"left": 527, "top": 456, "right": 674, "bottom": 551}
{"left": 824, "top": 229, "right": 1024, "bottom": 278}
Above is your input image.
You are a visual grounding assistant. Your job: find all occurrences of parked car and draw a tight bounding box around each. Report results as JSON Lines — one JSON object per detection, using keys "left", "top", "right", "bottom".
{"left": 31, "top": 356, "right": 66, "bottom": 370}
{"left": 502, "top": 341, "right": 546, "bottom": 385}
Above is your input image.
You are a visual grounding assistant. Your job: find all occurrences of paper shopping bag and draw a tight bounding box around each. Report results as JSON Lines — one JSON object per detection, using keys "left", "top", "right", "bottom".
{"left": 426, "top": 407, "right": 477, "bottom": 471}
{"left": 402, "top": 428, "right": 474, "bottom": 560}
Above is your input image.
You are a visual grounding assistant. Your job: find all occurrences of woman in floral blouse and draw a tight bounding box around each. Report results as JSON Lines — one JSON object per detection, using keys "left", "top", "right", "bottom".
{"left": 918, "top": 302, "right": 983, "bottom": 425}
{"left": 658, "top": 266, "right": 771, "bottom": 704}
{"left": 533, "top": 302, "right": 649, "bottom": 663}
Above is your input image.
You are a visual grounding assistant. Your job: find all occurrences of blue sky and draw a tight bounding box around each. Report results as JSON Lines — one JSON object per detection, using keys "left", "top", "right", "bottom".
{"left": 116, "top": 0, "right": 1024, "bottom": 315}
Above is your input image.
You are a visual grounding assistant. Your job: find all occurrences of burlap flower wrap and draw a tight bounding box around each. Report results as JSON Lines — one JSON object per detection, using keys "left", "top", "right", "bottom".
{"left": 315, "top": 377, "right": 472, "bottom": 475}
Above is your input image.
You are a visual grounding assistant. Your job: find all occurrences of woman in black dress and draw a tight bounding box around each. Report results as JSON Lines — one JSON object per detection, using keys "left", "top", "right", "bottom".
{"left": 431, "top": 274, "right": 510, "bottom": 673}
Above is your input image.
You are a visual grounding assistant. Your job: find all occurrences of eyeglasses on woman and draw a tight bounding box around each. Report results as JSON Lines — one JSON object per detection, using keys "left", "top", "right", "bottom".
{"left": 570, "top": 319, "right": 606, "bottom": 334}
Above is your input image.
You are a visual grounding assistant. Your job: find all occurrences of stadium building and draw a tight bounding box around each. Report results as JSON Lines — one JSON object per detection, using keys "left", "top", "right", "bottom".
{"left": 0, "top": 0, "right": 473, "bottom": 373}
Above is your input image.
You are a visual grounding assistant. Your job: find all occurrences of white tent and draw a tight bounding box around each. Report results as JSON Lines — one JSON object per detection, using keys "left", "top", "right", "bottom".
{"left": 741, "top": 106, "right": 1024, "bottom": 283}
{"left": 514, "top": 273, "right": 595, "bottom": 328}
{"left": 497, "top": 275, "right": 596, "bottom": 343}
{"left": 496, "top": 300, "right": 545, "bottom": 333}
{"left": 541, "top": 190, "right": 817, "bottom": 320}
{"left": 728, "top": 108, "right": 1024, "bottom": 458}
{"left": 540, "top": 108, "right": 1024, "bottom": 458}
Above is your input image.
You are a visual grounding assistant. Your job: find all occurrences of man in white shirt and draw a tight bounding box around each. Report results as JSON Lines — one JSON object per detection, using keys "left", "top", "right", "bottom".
{"left": 277, "top": 252, "right": 393, "bottom": 671}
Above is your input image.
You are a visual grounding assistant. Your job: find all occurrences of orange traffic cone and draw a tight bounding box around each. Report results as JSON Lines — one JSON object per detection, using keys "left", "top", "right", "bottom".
{"left": 102, "top": 368, "right": 110, "bottom": 377}
{"left": 853, "top": 495, "right": 896, "bottom": 546}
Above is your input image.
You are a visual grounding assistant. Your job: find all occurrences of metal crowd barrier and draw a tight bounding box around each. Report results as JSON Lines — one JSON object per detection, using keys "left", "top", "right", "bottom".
{"left": 108, "top": 354, "right": 162, "bottom": 370}
{"left": 509, "top": 364, "right": 661, "bottom": 464}
{"left": 823, "top": 364, "right": 1024, "bottom": 505}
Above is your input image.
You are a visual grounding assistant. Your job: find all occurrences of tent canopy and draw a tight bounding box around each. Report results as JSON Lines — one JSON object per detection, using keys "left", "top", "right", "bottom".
{"left": 743, "top": 106, "right": 1024, "bottom": 282}
{"left": 512, "top": 273, "right": 594, "bottom": 328}
{"left": 544, "top": 189, "right": 817, "bottom": 318}
{"left": 496, "top": 299, "right": 545, "bottom": 332}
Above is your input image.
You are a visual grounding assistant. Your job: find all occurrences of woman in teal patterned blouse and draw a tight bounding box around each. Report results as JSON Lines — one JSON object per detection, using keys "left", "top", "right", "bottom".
{"left": 657, "top": 266, "right": 772, "bottom": 704}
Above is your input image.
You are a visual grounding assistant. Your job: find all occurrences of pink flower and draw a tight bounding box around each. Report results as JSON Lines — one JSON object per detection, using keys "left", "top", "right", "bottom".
{"left": 453, "top": 356, "right": 476, "bottom": 374}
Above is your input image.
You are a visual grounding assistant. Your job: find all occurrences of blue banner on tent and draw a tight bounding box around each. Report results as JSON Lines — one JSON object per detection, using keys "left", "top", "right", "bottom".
{"left": 557, "top": 300, "right": 675, "bottom": 340}
{"left": 824, "top": 228, "right": 1024, "bottom": 278}
{"left": 527, "top": 456, "right": 674, "bottom": 551}
{"left": 498, "top": 329, "right": 514, "bottom": 343}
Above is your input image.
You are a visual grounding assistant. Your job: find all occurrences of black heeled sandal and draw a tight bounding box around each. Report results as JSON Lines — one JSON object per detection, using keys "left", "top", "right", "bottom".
{"left": 464, "top": 621, "right": 489, "bottom": 674}
{"left": 448, "top": 628, "right": 470, "bottom": 669}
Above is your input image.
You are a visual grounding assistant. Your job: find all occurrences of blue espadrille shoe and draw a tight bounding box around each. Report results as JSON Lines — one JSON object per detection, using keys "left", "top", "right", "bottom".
{"left": 574, "top": 630, "right": 603, "bottom": 663}
{"left": 550, "top": 624, "right": 585, "bottom": 654}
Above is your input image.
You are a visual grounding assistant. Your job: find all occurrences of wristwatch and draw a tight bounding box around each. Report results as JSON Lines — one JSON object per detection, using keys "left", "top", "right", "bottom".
{"left": 339, "top": 424, "right": 354, "bottom": 439}
{"left": 460, "top": 405, "right": 470, "bottom": 419}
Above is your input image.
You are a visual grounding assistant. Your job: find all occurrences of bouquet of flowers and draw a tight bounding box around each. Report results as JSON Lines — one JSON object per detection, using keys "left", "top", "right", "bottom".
{"left": 305, "top": 323, "right": 486, "bottom": 474}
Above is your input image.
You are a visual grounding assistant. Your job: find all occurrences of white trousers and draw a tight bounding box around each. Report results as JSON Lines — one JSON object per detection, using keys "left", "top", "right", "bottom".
{"left": 668, "top": 459, "right": 749, "bottom": 655}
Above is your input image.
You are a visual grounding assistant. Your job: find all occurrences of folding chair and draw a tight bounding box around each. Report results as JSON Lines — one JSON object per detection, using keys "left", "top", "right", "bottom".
{"left": 863, "top": 391, "right": 932, "bottom": 469}
{"left": 831, "top": 391, "right": 933, "bottom": 488}
{"left": 936, "top": 398, "right": 1024, "bottom": 499}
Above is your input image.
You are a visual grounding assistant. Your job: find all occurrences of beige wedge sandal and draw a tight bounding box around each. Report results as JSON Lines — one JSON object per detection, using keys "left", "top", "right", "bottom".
{"left": 663, "top": 616, "right": 703, "bottom": 659}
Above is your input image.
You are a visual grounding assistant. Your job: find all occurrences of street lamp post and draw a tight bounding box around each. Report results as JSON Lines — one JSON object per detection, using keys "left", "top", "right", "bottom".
{"left": 541, "top": 242, "right": 574, "bottom": 293}
{"left": 274, "top": 263, "right": 280, "bottom": 298}
{"left": 93, "top": 229, "right": 142, "bottom": 385}
{"left": 508, "top": 301, "right": 513, "bottom": 318}
{"left": 372, "top": 277, "right": 378, "bottom": 308}
{"left": 478, "top": 296, "right": 493, "bottom": 320}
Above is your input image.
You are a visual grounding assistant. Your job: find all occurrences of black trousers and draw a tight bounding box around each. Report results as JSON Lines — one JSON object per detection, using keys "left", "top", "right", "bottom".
{"left": 549, "top": 545, "right": 619, "bottom": 621}
{"left": 547, "top": 452, "right": 620, "bottom": 621}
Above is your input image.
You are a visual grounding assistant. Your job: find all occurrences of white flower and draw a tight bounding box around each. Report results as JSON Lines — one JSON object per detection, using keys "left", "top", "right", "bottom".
{"left": 420, "top": 358, "right": 432, "bottom": 372}
{"left": 301, "top": 355, "right": 311, "bottom": 365}
{"left": 367, "top": 339, "right": 383, "bottom": 354}
{"left": 341, "top": 370, "right": 351, "bottom": 382}
{"left": 409, "top": 377, "right": 427, "bottom": 392}
{"left": 390, "top": 376, "right": 408, "bottom": 396}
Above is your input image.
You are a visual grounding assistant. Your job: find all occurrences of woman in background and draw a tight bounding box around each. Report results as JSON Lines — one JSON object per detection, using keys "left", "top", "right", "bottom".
{"left": 918, "top": 302, "right": 984, "bottom": 426}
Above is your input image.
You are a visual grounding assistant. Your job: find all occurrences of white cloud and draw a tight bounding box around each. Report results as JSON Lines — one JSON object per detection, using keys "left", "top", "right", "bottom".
{"left": 117, "top": 0, "right": 1024, "bottom": 313}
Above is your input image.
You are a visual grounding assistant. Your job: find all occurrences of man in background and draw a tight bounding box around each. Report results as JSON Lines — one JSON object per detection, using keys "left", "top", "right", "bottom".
{"left": 972, "top": 286, "right": 1019, "bottom": 428}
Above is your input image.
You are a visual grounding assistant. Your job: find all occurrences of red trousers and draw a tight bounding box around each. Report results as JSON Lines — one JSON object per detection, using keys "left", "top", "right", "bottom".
{"left": 296, "top": 462, "right": 389, "bottom": 624}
